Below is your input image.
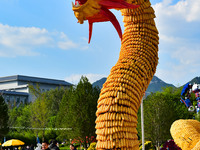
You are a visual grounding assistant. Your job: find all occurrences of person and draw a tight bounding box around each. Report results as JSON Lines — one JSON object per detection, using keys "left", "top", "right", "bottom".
{"left": 70, "top": 144, "right": 77, "bottom": 150}
{"left": 42, "top": 141, "right": 50, "bottom": 150}
{"left": 49, "top": 140, "right": 59, "bottom": 150}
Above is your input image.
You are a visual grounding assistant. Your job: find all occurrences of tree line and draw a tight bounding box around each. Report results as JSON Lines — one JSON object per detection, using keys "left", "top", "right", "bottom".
{"left": 0, "top": 77, "right": 197, "bottom": 149}
{"left": 3, "top": 76, "right": 100, "bottom": 148}
{"left": 137, "top": 86, "right": 195, "bottom": 148}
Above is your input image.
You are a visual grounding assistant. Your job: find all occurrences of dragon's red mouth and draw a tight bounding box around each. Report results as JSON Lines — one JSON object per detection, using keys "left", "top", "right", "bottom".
{"left": 72, "top": 0, "right": 139, "bottom": 43}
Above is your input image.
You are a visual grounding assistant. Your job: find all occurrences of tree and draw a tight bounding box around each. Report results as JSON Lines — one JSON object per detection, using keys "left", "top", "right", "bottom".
{"left": 57, "top": 76, "right": 100, "bottom": 148}
{"left": 137, "top": 87, "right": 193, "bottom": 148}
{"left": 7, "top": 87, "right": 66, "bottom": 143}
{"left": 7, "top": 104, "right": 35, "bottom": 145}
{"left": 144, "top": 93, "right": 176, "bottom": 147}
{"left": 56, "top": 87, "right": 73, "bottom": 140}
{"left": 8, "top": 105, "right": 31, "bottom": 128}
{"left": 45, "top": 88, "right": 65, "bottom": 116}
{"left": 29, "top": 85, "right": 65, "bottom": 140}
{"left": 0, "top": 95, "right": 9, "bottom": 140}
{"left": 41, "top": 88, "right": 65, "bottom": 139}
{"left": 30, "top": 93, "right": 50, "bottom": 140}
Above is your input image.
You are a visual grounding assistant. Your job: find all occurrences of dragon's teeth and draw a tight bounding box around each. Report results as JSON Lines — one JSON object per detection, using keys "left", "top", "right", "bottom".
{"left": 72, "top": 1, "right": 80, "bottom": 7}
{"left": 72, "top": 1, "right": 75, "bottom": 7}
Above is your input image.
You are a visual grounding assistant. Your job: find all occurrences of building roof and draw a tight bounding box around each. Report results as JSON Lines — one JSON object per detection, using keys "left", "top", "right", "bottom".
{"left": 0, "top": 90, "right": 29, "bottom": 96}
{"left": 0, "top": 75, "right": 72, "bottom": 86}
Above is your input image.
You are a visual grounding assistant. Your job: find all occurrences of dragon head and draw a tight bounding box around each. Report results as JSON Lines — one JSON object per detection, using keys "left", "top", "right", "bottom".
{"left": 72, "top": 0, "right": 139, "bottom": 43}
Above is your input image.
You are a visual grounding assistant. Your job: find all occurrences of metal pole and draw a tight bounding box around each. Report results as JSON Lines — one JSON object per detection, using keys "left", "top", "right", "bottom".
{"left": 141, "top": 95, "right": 145, "bottom": 150}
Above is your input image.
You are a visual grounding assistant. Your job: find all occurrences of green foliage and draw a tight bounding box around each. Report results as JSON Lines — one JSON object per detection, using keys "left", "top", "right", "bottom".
{"left": 29, "top": 87, "right": 65, "bottom": 139}
{"left": 7, "top": 130, "right": 36, "bottom": 145}
{"left": 145, "top": 92, "right": 175, "bottom": 145}
{"left": 6, "top": 77, "right": 200, "bottom": 148}
{"left": 194, "top": 113, "right": 200, "bottom": 122}
{"left": 29, "top": 84, "right": 42, "bottom": 99}
{"left": 7, "top": 86, "right": 65, "bottom": 142}
{"left": 8, "top": 105, "right": 33, "bottom": 132}
{"left": 57, "top": 76, "right": 100, "bottom": 148}
{"left": 7, "top": 77, "right": 99, "bottom": 146}
{"left": 137, "top": 87, "right": 193, "bottom": 147}
{"left": 30, "top": 93, "right": 50, "bottom": 138}
{"left": 16, "top": 105, "right": 31, "bottom": 127}
{"left": 56, "top": 87, "right": 73, "bottom": 140}
{"left": 0, "top": 95, "right": 9, "bottom": 140}
{"left": 7, "top": 104, "right": 35, "bottom": 145}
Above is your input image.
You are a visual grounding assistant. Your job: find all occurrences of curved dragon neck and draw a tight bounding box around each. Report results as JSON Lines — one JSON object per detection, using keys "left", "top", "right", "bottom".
{"left": 95, "top": 1, "right": 159, "bottom": 149}
{"left": 119, "top": 0, "right": 159, "bottom": 94}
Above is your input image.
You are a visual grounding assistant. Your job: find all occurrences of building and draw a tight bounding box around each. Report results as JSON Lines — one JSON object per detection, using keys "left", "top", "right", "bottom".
{"left": 0, "top": 75, "right": 72, "bottom": 105}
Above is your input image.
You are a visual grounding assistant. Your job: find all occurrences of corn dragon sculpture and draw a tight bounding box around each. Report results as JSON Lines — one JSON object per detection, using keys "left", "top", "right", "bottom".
{"left": 72, "top": 0, "right": 159, "bottom": 149}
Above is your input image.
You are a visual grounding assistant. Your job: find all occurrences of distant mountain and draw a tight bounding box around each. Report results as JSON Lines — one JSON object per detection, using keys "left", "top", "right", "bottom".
{"left": 179, "top": 76, "right": 200, "bottom": 88}
{"left": 92, "top": 76, "right": 175, "bottom": 94}
{"left": 188, "top": 77, "right": 200, "bottom": 85}
{"left": 92, "top": 77, "right": 107, "bottom": 89}
{"left": 146, "top": 76, "right": 175, "bottom": 95}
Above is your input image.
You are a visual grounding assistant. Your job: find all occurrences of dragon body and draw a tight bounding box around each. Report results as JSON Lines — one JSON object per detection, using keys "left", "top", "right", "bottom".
{"left": 72, "top": 0, "right": 159, "bottom": 149}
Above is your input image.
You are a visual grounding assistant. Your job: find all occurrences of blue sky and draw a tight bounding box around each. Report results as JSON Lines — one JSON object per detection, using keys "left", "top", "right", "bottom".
{"left": 0, "top": 0, "right": 199, "bottom": 86}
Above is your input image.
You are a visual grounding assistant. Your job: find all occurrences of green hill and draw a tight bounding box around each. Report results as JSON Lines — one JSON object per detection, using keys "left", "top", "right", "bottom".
{"left": 146, "top": 76, "right": 175, "bottom": 95}
{"left": 92, "top": 77, "right": 107, "bottom": 89}
{"left": 92, "top": 76, "right": 175, "bottom": 95}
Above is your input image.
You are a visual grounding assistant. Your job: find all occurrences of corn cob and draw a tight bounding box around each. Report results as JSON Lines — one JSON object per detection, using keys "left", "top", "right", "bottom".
{"left": 171, "top": 119, "right": 200, "bottom": 150}
{"left": 95, "top": 0, "right": 159, "bottom": 149}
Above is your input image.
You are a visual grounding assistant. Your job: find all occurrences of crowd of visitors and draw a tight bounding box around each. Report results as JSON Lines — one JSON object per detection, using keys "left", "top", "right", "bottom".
{"left": 41, "top": 140, "right": 76, "bottom": 150}
{"left": 41, "top": 140, "right": 60, "bottom": 150}
{"left": 2, "top": 139, "right": 77, "bottom": 150}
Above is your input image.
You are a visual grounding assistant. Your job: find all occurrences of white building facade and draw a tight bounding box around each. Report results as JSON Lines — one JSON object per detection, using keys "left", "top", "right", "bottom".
{"left": 0, "top": 75, "right": 72, "bottom": 105}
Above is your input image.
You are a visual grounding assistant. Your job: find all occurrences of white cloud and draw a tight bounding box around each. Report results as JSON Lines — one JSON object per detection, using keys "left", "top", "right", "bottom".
{"left": 0, "top": 24, "right": 87, "bottom": 57}
{"left": 154, "top": 0, "right": 200, "bottom": 22}
{"left": 172, "top": 46, "right": 200, "bottom": 65}
{"left": 156, "top": 60, "right": 200, "bottom": 87}
{"left": 57, "top": 32, "right": 78, "bottom": 50}
{"left": 65, "top": 73, "right": 107, "bottom": 85}
{"left": 155, "top": 66, "right": 187, "bottom": 87}
{"left": 58, "top": 40, "right": 78, "bottom": 50}
{"left": 0, "top": 24, "right": 50, "bottom": 57}
{"left": 151, "top": 0, "right": 200, "bottom": 85}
